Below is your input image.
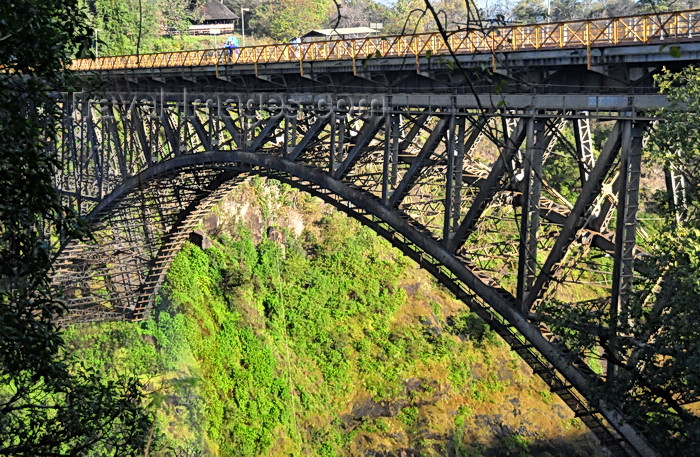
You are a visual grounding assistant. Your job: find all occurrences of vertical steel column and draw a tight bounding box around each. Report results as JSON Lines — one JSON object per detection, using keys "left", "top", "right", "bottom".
{"left": 608, "top": 119, "right": 645, "bottom": 380}
{"left": 391, "top": 113, "right": 400, "bottom": 188}
{"left": 240, "top": 97, "right": 250, "bottom": 151}
{"left": 443, "top": 114, "right": 466, "bottom": 245}
{"left": 208, "top": 99, "right": 220, "bottom": 151}
{"left": 382, "top": 111, "right": 400, "bottom": 204}
{"left": 329, "top": 110, "right": 346, "bottom": 174}
{"left": 451, "top": 117, "right": 466, "bottom": 231}
{"left": 330, "top": 109, "right": 337, "bottom": 173}
{"left": 74, "top": 98, "right": 94, "bottom": 207}
{"left": 177, "top": 92, "right": 187, "bottom": 154}
{"left": 283, "top": 113, "right": 298, "bottom": 157}
{"left": 517, "top": 115, "right": 545, "bottom": 313}
{"left": 573, "top": 112, "right": 596, "bottom": 183}
{"left": 665, "top": 156, "right": 688, "bottom": 225}
{"left": 92, "top": 100, "right": 106, "bottom": 201}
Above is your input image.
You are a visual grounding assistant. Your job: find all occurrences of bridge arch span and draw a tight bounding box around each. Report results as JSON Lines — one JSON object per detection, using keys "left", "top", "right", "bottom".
{"left": 58, "top": 149, "right": 511, "bottom": 321}
{"left": 54, "top": 148, "right": 654, "bottom": 456}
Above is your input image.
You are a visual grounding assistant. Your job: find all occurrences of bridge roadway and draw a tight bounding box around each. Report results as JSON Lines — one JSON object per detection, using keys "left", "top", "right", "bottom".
{"left": 52, "top": 9, "right": 700, "bottom": 457}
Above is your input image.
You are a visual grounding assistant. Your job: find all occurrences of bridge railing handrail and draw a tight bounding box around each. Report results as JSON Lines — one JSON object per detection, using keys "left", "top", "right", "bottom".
{"left": 69, "top": 9, "right": 700, "bottom": 71}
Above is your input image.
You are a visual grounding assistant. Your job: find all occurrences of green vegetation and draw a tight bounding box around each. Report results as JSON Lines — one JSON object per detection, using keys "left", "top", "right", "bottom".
{"left": 0, "top": 0, "right": 151, "bottom": 454}
{"left": 62, "top": 180, "right": 603, "bottom": 456}
{"left": 539, "top": 67, "right": 700, "bottom": 455}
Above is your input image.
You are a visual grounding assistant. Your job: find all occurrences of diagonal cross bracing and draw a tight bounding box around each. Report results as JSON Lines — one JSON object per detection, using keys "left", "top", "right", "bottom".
{"left": 51, "top": 88, "right": 689, "bottom": 457}
{"left": 523, "top": 121, "right": 624, "bottom": 313}
{"left": 447, "top": 119, "right": 527, "bottom": 253}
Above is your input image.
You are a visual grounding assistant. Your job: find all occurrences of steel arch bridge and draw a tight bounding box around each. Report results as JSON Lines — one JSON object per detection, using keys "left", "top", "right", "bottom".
{"left": 51, "top": 10, "right": 700, "bottom": 457}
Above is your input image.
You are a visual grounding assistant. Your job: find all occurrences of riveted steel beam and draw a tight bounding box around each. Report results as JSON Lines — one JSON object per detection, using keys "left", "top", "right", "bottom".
{"left": 523, "top": 121, "right": 624, "bottom": 313}
{"left": 443, "top": 115, "right": 466, "bottom": 245}
{"left": 447, "top": 119, "right": 527, "bottom": 253}
{"left": 516, "top": 115, "right": 547, "bottom": 313}
{"left": 608, "top": 120, "right": 646, "bottom": 381}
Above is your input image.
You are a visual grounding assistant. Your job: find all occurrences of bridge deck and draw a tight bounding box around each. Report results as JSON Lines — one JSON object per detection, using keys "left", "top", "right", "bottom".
{"left": 71, "top": 9, "right": 700, "bottom": 72}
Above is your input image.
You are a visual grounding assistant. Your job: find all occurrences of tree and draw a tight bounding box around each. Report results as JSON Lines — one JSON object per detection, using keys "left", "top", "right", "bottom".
{"left": 431, "top": 0, "right": 472, "bottom": 29}
{"left": 333, "top": 0, "right": 391, "bottom": 28}
{"left": 541, "top": 66, "right": 700, "bottom": 455}
{"left": 651, "top": 66, "right": 700, "bottom": 220}
{"left": 160, "top": 0, "right": 203, "bottom": 34}
{"left": 588, "top": 0, "right": 639, "bottom": 18}
{"left": 512, "top": 0, "right": 547, "bottom": 22}
{"left": 88, "top": 0, "right": 161, "bottom": 55}
{"left": 249, "top": 0, "right": 334, "bottom": 41}
{"left": 383, "top": 0, "right": 434, "bottom": 34}
{"left": 616, "top": 65, "right": 700, "bottom": 454}
{"left": 0, "top": 0, "right": 152, "bottom": 454}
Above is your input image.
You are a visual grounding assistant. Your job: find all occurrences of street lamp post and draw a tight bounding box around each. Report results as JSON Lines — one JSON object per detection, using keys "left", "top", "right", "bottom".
{"left": 94, "top": 29, "right": 100, "bottom": 58}
{"left": 241, "top": 7, "right": 250, "bottom": 46}
{"left": 211, "top": 29, "right": 221, "bottom": 48}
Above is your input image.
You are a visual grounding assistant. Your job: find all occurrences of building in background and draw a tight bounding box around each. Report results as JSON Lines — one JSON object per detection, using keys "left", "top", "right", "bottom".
{"left": 302, "top": 26, "right": 380, "bottom": 42}
{"left": 188, "top": 0, "right": 239, "bottom": 35}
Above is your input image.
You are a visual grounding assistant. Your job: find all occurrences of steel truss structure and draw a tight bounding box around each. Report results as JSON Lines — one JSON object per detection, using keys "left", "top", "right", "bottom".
{"left": 37, "top": 1, "right": 700, "bottom": 450}
{"left": 48, "top": 87, "right": 682, "bottom": 455}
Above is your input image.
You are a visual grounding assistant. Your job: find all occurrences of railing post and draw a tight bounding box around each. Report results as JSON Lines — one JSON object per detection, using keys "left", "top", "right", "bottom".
{"left": 299, "top": 43, "right": 305, "bottom": 76}
{"left": 644, "top": 16, "right": 648, "bottom": 42}
{"left": 586, "top": 22, "right": 591, "bottom": 69}
{"left": 351, "top": 40, "right": 356, "bottom": 76}
{"left": 674, "top": 13, "right": 679, "bottom": 39}
{"left": 559, "top": 24, "right": 564, "bottom": 48}
{"left": 690, "top": 11, "right": 694, "bottom": 38}
{"left": 414, "top": 37, "right": 420, "bottom": 72}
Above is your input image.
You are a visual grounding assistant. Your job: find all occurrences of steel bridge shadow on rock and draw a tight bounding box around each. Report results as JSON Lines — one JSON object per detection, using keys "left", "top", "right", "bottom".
{"left": 52, "top": 11, "right": 700, "bottom": 457}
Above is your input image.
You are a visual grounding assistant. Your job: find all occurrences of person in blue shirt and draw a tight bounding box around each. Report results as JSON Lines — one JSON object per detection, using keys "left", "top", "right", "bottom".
{"left": 223, "top": 36, "right": 239, "bottom": 59}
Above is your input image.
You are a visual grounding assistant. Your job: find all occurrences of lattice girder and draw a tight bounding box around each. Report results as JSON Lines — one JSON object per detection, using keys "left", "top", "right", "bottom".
{"left": 51, "top": 91, "right": 672, "bottom": 457}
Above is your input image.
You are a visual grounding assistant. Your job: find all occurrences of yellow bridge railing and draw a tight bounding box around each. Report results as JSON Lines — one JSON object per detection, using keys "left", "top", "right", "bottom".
{"left": 70, "top": 9, "right": 700, "bottom": 72}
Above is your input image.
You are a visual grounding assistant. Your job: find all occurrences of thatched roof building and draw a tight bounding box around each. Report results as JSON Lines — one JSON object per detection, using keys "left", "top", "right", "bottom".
{"left": 188, "top": 0, "right": 238, "bottom": 35}
{"left": 302, "top": 27, "right": 379, "bottom": 41}
{"left": 200, "top": 0, "right": 238, "bottom": 25}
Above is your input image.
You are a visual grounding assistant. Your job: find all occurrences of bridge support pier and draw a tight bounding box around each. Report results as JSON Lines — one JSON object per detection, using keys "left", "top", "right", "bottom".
{"left": 608, "top": 120, "right": 646, "bottom": 381}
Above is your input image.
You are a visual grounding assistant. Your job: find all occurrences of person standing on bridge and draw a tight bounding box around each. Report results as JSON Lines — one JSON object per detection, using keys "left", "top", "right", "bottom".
{"left": 224, "top": 35, "right": 239, "bottom": 61}
{"left": 291, "top": 36, "right": 301, "bottom": 58}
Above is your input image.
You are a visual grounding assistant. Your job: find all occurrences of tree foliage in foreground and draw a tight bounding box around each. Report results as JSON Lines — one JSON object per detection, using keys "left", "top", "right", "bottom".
{"left": 0, "top": 0, "right": 152, "bottom": 455}
{"left": 542, "top": 66, "right": 700, "bottom": 455}
{"left": 629, "top": 67, "right": 700, "bottom": 450}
